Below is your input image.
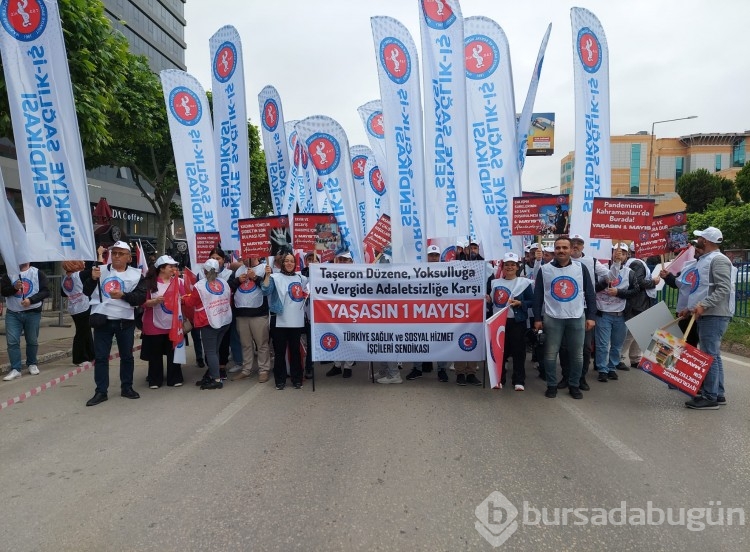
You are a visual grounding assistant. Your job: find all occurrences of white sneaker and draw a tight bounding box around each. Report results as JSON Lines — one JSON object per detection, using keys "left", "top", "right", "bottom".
{"left": 514, "top": 384, "right": 525, "bottom": 391}
{"left": 28, "top": 364, "right": 40, "bottom": 375}
{"left": 228, "top": 364, "right": 243, "bottom": 374}
{"left": 377, "top": 374, "right": 403, "bottom": 384}
{"left": 3, "top": 369, "right": 22, "bottom": 381}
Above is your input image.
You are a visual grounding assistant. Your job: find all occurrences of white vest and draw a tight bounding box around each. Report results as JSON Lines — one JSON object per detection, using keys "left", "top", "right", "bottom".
{"left": 676, "top": 260, "right": 698, "bottom": 311}
{"left": 90, "top": 265, "right": 142, "bottom": 320}
{"left": 6, "top": 266, "right": 42, "bottom": 312}
{"left": 541, "top": 262, "right": 586, "bottom": 319}
{"left": 489, "top": 277, "right": 531, "bottom": 318}
{"left": 687, "top": 250, "right": 728, "bottom": 310}
{"left": 596, "top": 263, "right": 631, "bottom": 312}
{"left": 62, "top": 271, "right": 89, "bottom": 315}
{"left": 195, "top": 278, "right": 232, "bottom": 329}
{"left": 233, "top": 265, "right": 264, "bottom": 309}
{"left": 271, "top": 273, "right": 307, "bottom": 328}
{"left": 151, "top": 279, "right": 173, "bottom": 330}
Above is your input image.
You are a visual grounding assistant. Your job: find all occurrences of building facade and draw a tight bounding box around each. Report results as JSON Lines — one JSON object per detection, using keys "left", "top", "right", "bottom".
{"left": 560, "top": 132, "right": 750, "bottom": 215}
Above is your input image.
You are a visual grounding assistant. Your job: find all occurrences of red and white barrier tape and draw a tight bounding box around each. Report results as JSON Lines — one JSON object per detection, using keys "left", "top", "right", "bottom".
{"left": 0, "top": 345, "right": 142, "bottom": 412}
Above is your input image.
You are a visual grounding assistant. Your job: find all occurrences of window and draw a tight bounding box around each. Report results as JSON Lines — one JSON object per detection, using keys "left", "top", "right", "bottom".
{"left": 715, "top": 154, "right": 722, "bottom": 172}
{"left": 676, "top": 157, "right": 684, "bottom": 181}
{"left": 630, "top": 143, "right": 641, "bottom": 194}
{"left": 733, "top": 140, "right": 746, "bottom": 167}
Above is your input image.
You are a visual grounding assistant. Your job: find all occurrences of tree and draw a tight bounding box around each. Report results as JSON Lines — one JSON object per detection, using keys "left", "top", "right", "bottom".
{"left": 676, "top": 169, "right": 738, "bottom": 213}
{"left": 0, "top": 0, "right": 131, "bottom": 159}
{"left": 735, "top": 162, "right": 750, "bottom": 203}
{"left": 687, "top": 203, "right": 750, "bottom": 249}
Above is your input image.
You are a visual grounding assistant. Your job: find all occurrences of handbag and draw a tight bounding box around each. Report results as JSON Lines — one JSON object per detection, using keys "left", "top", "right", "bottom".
{"left": 182, "top": 318, "right": 193, "bottom": 333}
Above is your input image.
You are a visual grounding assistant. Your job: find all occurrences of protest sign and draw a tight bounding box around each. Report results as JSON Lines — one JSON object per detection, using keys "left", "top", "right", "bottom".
{"left": 292, "top": 213, "right": 340, "bottom": 255}
{"left": 195, "top": 232, "right": 221, "bottom": 265}
{"left": 238, "top": 215, "right": 291, "bottom": 258}
{"left": 590, "top": 197, "right": 655, "bottom": 241}
{"left": 512, "top": 195, "right": 569, "bottom": 236}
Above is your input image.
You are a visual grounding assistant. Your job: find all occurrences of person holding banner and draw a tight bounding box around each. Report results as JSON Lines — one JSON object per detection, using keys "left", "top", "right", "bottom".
{"left": 660, "top": 243, "right": 703, "bottom": 347}
{"left": 533, "top": 237, "right": 597, "bottom": 399}
{"left": 61, "top": 261, "right": 95, "bottom": 368}
{"left": 326, "top": 251, "right": 356, "bottom": 379}
{"left": 184, "top": 259, "right": 232, "bottom": 390}
{"left": 140, "top": 256, "right": 184, "bottom": 389}
{"left": 229, "top": 257, "right": 272, "bottom": 384}
{"left": 487, "top": 253, "right": 534, "bottom": 391}
{"left": 262, "top": 253, "right": 308, "bottom": 390}
{"left": 593, "top": 244, "right": 638, "bottom": 383}
{"left": 2, "top": 263, "right": 50, "bottom": 381}
{"left": 83, "top": 242, "right": 148, "bottom": 406}
{"left": 681, "top": 227, "right": 733, "bottom": 410}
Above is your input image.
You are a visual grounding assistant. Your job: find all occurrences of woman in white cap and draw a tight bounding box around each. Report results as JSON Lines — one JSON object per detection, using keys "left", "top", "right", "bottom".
{"left": 141, "top": 255, "right": 184, "bottom": 388}
{"left": 487, "top": 252, "right": 534, "bottom": 390}
{"left": 183, "top": 258, "right": 232, "bottom": 389}
{"left": 262, "top": 252, "right": 308, "bottom": 390}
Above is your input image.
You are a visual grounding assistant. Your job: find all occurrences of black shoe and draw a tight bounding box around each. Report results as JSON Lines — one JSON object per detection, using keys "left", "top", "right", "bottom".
{"left": 121, "top": 387, "right": 140, "bottom": 399}
{"left": 465, "top": 374, "right": 482, "bottom": 386}
{"left": 293, "top": 382, "right": 302, "bottom": 389}
{"left": 579, "top": 379, "right": 590, "bottom": 391}
{"left": 197, "top": 358, "right": 205, "bottom": 368}
{"left": 630, "top": 362, "right": 639, "bottom": 369}
{"left": 717, "top": 396, "right": 727, "bottom": 406}
{"left": 685, "top": 397, "right": 719, "bottom": 410}
{"left": 85, "top": 392, "right": 108, "bottom": 407}
{"left": 456, "top": 374, "right": 467, "bottom": 386}
{"left": 200, "top": 379, "right": 223, "bottom": 390}
{"left": 326, "top": 366, "right": 342, "bottom": 377}
{"left": 195, "top": 374, "right": 211, "bottom": 386}
{"left": 405, "top": 368, "right": 423, "bottom": 381}
{"left": 597, "top": 372, "right": 609, "bottom": 382}
{"left": 616, "top": 362, "right": 630, "bottom": 372}
{"left": 304, "top": 370, "right": 313, "bottom": 379}
{"left": 557, "top": 379, "right": 569, "bottom": 389}
{"left": 421, "top": 363, "right": 433, "bottom": 373}
{"left": 342, "top": 368, "right": 352, "bottom": 378}
{"left": 438, "top": 370, "right": 448, "bottom": 383}
{"left": 569, "top": 386, "right": 583, "bottom": 399}
{"left": 275, "top": 383, "right": 285, "bottom": 390}
{"left": 219, "top": 368, "right": 228, "bottom": 381}
{"left": 545, "top": 387, "right": 557, "bottom": 398}
{"left": 608, "top": 371, "right": 619, "bottom": 380}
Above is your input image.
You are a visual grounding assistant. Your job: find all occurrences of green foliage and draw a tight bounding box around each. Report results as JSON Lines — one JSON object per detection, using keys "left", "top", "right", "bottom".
{"left": 676, "top": 168, "right": 738, "bottom": 213}
{"left": 249, "top": 123, "right": 272, "bottom": 216}
{"left": 687, "top": 202, "right": 750, "bottom": 249}
{"left": 0, "top": 0, "right": 132, "bottom": 159}
{"left": 735, "top": 162, "right": 750, "bottom": 203}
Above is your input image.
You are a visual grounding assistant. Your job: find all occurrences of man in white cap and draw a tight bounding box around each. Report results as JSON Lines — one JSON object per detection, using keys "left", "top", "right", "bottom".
{"left": 681, "top": 227, "right": 733, "bottom": 410}
{"left": 82, "top": 241, "right": 148, "bottom": 406}
{"left": 1, "top": 262, "right": 50, "bottom": 381}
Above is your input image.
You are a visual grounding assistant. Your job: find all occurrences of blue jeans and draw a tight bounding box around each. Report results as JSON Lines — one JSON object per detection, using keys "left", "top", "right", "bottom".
{"left": 93, "top": 319, "right": 136, "bottom": 394}
{"left": 697, "top": 316, "right": 730, "bottom": 401}
{"left": 543, "top": 314, "right": 585, "bottom": 388}
{"left": 595, "top": 312, "right": 627, "bottom": 373}
{"left": 4, "top": 309, "right": 41, "bottom": 371}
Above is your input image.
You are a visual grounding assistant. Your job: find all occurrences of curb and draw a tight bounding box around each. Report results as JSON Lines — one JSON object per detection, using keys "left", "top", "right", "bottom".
{"left": 0, "top": 349, "right": 70, "bottom": 374}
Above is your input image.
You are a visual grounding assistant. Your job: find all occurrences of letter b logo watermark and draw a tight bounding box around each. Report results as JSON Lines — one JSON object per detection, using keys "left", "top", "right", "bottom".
{"left": 475, "top": 491, "right": 519, "bottom": 547}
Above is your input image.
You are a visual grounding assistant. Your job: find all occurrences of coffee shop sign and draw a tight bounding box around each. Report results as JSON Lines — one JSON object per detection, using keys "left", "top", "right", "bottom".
{"left": 111, "top": 209, "right": 144, "bottom": 222}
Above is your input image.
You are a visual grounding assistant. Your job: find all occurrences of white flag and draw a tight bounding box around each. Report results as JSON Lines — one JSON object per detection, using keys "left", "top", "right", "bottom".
{"left": 0, "top": 0, "right": 95, "bottom": 261}
{"left": 210, "top": 25, "right": 251, "bottom": 250}
{"left": 371, "top": 16, "right": 427, "bottom": 262}
{"left": 350, "top": 144, "right": 372, "bottom": 240}
{"left": 570, "top": 7, "right": 612, "bottom": 257}
{"left": 258, "top": 85, "right": 291, "bottom": 216}
{"left": 357, "top": 100, "right": 389, "bottom": 186}
{"left": 160, "top": 70, "right": 220, "bottom": 269}
{"left": 0, "top": 168, "right": 30, "bottom": 276}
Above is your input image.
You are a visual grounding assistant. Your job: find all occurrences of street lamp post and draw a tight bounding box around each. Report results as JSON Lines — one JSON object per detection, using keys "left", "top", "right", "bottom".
{"left": 646, "top": 115, "right": 698, "bottom": 198}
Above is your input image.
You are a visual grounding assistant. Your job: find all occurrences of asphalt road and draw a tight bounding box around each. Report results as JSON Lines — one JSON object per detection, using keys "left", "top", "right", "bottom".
{"left": 0, "top": 348, "right": 748, "bottom": 551}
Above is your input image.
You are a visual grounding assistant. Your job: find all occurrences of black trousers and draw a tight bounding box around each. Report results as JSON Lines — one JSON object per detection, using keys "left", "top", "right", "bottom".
{"left": 71, "top": 309, "right": 95, "bottom": 365}
{"left": 272, "top": 326, "right": 303, "bottom": 386}
{"left": 502, "top": 319, "right": 527, "bottom": 386}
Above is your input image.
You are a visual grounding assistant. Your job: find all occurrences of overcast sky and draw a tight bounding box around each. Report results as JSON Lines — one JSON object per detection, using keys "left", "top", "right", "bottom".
{"left": 183, "top": 0, "right": 749, "bottom": 193}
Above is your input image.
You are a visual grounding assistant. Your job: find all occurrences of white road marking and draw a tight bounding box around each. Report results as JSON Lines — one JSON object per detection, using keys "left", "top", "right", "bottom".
{"left": 722, "top": 355, "right": 750, "bottom": 368}
{"left": 559, "top": 401, "right": 644, "bottom": 462}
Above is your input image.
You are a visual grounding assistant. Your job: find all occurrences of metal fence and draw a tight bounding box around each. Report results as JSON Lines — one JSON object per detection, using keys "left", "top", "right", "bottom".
{"left": 658, "top": 269, "right": 749, "bottom": 318}
{"left": 0, "top": 274, "right": 71, "bottom": 328}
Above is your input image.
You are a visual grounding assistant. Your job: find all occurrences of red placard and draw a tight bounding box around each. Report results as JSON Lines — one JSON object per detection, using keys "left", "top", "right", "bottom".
{"left": 292, "top": 213, "right": 340, "bottom": 254}
{"left": 634, "top": 211, "right": 687, "bottom": 258}
{"left": 590, "top": 197, "right": 655, "bottom": 241}
{"left": 238, "top": 215, "right": 291, "bottom": 258}
{"left": 638, "top": 329, "right": 712, "bottom": 397}
{"left": 512, "top": 195, "right": 569, "bottom": 236}
{"left": 195, "top": 232, "right": 221, "bottom": 264}
{"left": 363, "top": 214, "right": 391, "bottom": 256}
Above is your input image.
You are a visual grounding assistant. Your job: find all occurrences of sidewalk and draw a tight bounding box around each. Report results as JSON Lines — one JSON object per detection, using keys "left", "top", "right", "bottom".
{"left": 0, "top": 313, "right": 76, "bottom": 372}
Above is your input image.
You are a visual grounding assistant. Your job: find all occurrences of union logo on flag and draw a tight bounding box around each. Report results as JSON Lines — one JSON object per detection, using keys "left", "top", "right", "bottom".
{"left": 464, "top": 35, "right": 499, "bottom": 80}
{"left": 213, "top": 41, "right": 237, "bottom": 82}
{"left": 379, "top": 37, "right": 411, "bottom": 84}
{"left": 1, "top": 0, "right": 47, "bottom": 41}
{"left": 169, "top": 87, "right": 202, "bottom": 126}
{"left": 577, "top": 28, "right": 602, "bottom": 73}
{"left": 421, "top": 0, "right": 456, "bottom": 30}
